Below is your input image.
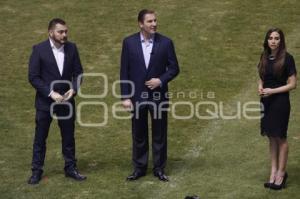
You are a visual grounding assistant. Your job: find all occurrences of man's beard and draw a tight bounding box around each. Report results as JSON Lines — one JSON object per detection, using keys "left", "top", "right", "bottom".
{"left": 52, "top": 36, "right": 67, "bottom": 45}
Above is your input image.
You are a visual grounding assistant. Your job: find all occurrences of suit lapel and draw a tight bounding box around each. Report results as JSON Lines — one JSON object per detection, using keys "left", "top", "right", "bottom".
{"left": 61, "top": 43, "right": 68, "bottom": 77}
{"left": 147, "top": 33, "right": 160, "bottom": 72}
{"left": 46, "top": 40, "right": 62, "bottom": 77}
{"left": 135, "top": 33, "right": 147, "bottom": 73}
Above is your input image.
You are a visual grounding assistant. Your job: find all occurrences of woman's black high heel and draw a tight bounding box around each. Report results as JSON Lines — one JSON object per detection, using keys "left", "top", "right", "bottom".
{"left": 264, "top": 181, "right": 274, "bottom": 188}
{"left": 270, "top": 172, "right": 288, "bottom": 190}
{"left": 264, "top": 174, "right": 276, "bottom": 188}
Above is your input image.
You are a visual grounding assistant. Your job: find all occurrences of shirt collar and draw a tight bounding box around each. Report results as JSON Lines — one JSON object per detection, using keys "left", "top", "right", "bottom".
{"left": 140, "top": 32, "right": 154, "bottom": 43}
{"left": 49, "top": 38, "right": 64, "bottom": 51}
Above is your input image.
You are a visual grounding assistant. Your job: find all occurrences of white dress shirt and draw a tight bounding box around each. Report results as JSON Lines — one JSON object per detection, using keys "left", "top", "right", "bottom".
{"left": 49, "top": 38, "right": 64, "bottom": 76}
{"left": 140, "top": 33, "right": 154, "bottom": 69}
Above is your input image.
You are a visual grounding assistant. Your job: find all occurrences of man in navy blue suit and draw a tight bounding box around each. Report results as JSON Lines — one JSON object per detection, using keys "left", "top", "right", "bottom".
{"left": 28, "top": 18, "right": 86, "bottom": 184}
{"left": 120, "top": 9, "right": 180, "bottom": 181}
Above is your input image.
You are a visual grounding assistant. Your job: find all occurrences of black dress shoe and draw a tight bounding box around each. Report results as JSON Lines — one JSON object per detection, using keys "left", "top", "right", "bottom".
{"left": 28, "top": 171, "right": 43, "bottom": 185}
{"left": 154, "top": 171, "right": 169, "bottom": 182}
{"left": 126, "top": 171, "right": 146, "bottom": 181}
{"left": 270, "top": 173, "right": 288, "bottom": 190}
{"left": 65, "top": 168, "right": 87, "bottom": 181}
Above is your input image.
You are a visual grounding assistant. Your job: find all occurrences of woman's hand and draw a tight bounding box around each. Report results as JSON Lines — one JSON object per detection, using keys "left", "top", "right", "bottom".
{"left": 261, "top": 88, "right": 274, "bottom": 97}
{"left": 258, "top": 84, "right": 264, "bottom": 96}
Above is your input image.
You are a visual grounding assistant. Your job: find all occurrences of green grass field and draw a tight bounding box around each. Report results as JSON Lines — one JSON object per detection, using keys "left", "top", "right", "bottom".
{"left": 1, "top": 0, "right": 300, "bottom": 198}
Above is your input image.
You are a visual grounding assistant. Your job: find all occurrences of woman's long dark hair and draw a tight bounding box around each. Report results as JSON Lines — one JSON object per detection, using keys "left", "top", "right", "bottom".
{"left": 258, "top": 28, "right": 286, "bottom": 78}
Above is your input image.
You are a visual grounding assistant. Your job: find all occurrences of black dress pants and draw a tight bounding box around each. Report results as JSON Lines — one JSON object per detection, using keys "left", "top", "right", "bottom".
{"left": 131, "top": 105, "right": 167, "bottom": 173}
{"left": 31, "top": 104, "right": 76, "bottom": 172}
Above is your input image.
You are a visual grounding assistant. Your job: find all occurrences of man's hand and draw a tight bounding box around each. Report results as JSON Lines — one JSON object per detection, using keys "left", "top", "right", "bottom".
{"left": 145, "top": 78, "right": 161, "bottom": 90}
{"left": 50, "top": 91, "right": 64, "bottom": 103}
{"left": 122, "top": 99, "right": 133, "bottom": 111}
{"left": 63, "top": 89, "right": 75, "bottom": 101}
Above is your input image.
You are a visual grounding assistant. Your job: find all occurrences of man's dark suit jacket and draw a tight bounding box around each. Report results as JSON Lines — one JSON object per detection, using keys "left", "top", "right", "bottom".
{"left": 29, "top": 40, "right": 83, "bottom": 111}
{"left": 120, "top": 32, "right": 179, "bottom": 105}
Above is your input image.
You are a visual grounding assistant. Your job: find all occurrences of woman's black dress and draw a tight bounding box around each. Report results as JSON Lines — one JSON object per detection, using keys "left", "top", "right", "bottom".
{"left": 260, "top": 52, "right": 297, "bottom": 138}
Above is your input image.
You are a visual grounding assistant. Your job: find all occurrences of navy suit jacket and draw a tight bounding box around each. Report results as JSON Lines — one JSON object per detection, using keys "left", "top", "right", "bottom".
{"left": 120, "top": 32, "right": 179, "bottom": 106}
{"left": 29, "top": 40, "right": 83, "bottom": 111}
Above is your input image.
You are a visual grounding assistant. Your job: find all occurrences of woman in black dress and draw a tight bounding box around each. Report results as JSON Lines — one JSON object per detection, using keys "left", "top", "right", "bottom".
{"left": 258, "top": 28, "right": 297, "bottom": 190}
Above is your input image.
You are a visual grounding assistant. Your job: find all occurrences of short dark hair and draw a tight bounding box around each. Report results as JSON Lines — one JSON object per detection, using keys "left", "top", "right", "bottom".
{"left": 48, "top": 18, "right": 66, "bottom": 30}
{"left": 138, "top": 9, "right": 155, "bottom": 23}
